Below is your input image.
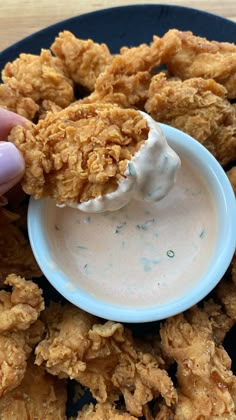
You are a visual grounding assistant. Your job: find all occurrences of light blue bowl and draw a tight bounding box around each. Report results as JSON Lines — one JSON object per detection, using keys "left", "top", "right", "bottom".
{"left": 28, "top": 124, "right": 236, "bottom": 323}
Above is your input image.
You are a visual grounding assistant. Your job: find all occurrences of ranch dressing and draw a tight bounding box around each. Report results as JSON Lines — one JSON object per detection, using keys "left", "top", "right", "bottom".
{"left": 45, "top": 157, "right": 217, "bottom": 308}
{"left": 65, "top": 112, "right": 180, "bottom": 212}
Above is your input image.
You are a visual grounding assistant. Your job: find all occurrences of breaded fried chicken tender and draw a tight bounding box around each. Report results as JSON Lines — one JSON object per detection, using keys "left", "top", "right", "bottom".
{"left": 51, "top": 30, "right": 113, "bottom": 91}
{"left": 81, "top": 36, "right": 162, "bottom": 108}
{"left": 227, "top": 167, "right": 236, "bottom": 194}
{"left": 145, "top": 73, "right": 236, "bottom": 166}
{"left": 0, "top": 84, "right": 39, "bottom": 120}
{"left": 2, "top": 49, "right": 74, "bottom": 109}
{"left": 160, "top": 306, "right": 236, "bottom": 419}
{"left": 0, "top": 321, "right": 44, "bottom": 397}
{"left": 0, "top": 275, "right": 44, "bottom": 397}
{"left": 159, "top": 29, "right": 236, "bottom": 99}
{"left": 38, "top": 99, "right": 62, "bottom": 120}
{"left": 9, "top": 103, "right": 149, "bottom": 205}
{"left": 0, "top": 359, "right": 67, "bottom": 419}
{"left": 35, "top": 303, "right": 177, "bottom": 417}
{"left": 216, "top": 278, "right": 236, "bottom": 322}
{"left": 77, "top": 402, "right": 138, "bottom": 419}
{"left": 0, "top": 274, "right": 44, "bottom": 332}
{"left": 0, "top": 207, "right": 42, "bottom": 283}
{"left": 142, "top": 401, "right": 175, "bottom": 420}
{"left": 202, "top": 299, "right": 234, "bottom": 345}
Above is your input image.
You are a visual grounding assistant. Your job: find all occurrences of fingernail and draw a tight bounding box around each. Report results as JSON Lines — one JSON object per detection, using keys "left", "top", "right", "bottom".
{"left": 0, "top": 142, "right": 25, "bottom": 183}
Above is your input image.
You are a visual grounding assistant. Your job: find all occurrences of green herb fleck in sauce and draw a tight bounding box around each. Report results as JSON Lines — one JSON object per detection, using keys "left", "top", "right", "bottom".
{"left": 136, "top": 219, "right": 155, "bottom": 231}
{"left": 115, "top": 221, "right": 127, "bottom": 234}
{"left": 83, "top": 263, "right": 89, "bottom": 275}
{"left": 141, "top": 257, "right": 160, "bottom": 272}
{"left": 199, "top": 229, "right": 205, "bottom": 239}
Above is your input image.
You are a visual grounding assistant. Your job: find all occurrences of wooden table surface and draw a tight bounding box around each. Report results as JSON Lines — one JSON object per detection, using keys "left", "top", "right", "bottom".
{"left": 0, "top": 0, "right": 236, "bottom": 51}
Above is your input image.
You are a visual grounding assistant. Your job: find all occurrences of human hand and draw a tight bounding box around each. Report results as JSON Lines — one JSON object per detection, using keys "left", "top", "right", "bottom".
{"left": 0, "top": 108, "right": 26, "bottom": 196}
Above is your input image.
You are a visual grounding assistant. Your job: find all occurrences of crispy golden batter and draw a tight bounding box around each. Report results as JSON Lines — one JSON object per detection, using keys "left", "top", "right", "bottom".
{"left": 217, "top": 279, "right": 236, "bottom": 322}
{"left": 227, "top": 167, "right": 236, "bottom": 194}
{"left": 77, "top": 402, "right": 138, "bottom": 419}
{"left": 202, "top": 299, "right": 234, "bottom": 345}
{"left": 159, "top": 29, "right": 236, "bottom": 98}
{"left": 160, "top": 306, "right": 236, "bottom": 419}
{"left": 0, "top": 274, "right": 44, "bottom": 397}
{"left": 0, "top": 209, "right": 42, "bottom": 282}
{"left": 0, "top": 274, "right": 44, "bottom": 332}
{"left": 0, "top": 84, "right": 39, "bottom": 120}
{"left": 143, "top": 402, "right": 175, "bottom": 420}
{"left": 81, "top": 36, "right": 162, "bottom": 108}
{"left": 0, "top": 359, "right": 67, "bottom": 419}
{"left": 2, "top": 49, "right": 74, "bottom": 108}
{"left": 51, "top": 30, "right": 112, "bottom": 91}
{"left": 9, "top": 103, "right": 149, "bottom": 205}
{"left": 38, "top": 99, "right": 62, "bottom": 120}
{"left": 145, "top": 72, "right": 236, "bottom": 166}
{"left": 0, "top": 324, "right": 43, "bottom": 397}
{"left": 35, "top": 303, "right": 176, "bottom": 417}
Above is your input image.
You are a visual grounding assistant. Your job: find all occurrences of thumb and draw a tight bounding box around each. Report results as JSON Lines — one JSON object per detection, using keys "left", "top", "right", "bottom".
{"left": 0, "top": 142, "right": 25, "bottom": 196}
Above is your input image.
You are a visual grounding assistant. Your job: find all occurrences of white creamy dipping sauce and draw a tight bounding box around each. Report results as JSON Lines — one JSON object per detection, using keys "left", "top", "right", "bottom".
{"left": 45, "top": 157, "right": 218, "bottom": 308}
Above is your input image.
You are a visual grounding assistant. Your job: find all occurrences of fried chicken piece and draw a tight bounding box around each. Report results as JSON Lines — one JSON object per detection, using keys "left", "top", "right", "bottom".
{"left": 0, "top": 319, "right": 44, "bottom": 398}
{"left": 134, "top": 333, "right": 173, "bottom": 371}
{"left": 143, "top": 402, "right": 175, "bottom": 420}
{"left": 0, "top": 210, "right": 42, "bottom": 282}
{"left": 9, "top": 103, "right": 149, "bottom": 205}
{"left": 0, "top": 274, "right": 44, "bottom": 332}
{"left": 227, "top": 167, "right": 236, "bottom": 194}
{"left": 0, "top": 274, "right": 44, "bottom": 397}
{"left": 51, "top": 30, "right": 112, "bottom": 91}
{"left": 35, "top": 303, "right": 176, "bottom": 417}
{"left": 159, "top": 29, "right": 236, "bottom": 99}
{"left": 77, "top": 402, "right": 138, "bottom": 419}
{"left": 0, "top": 358, "right": 67, "bottom": 419}
{"left": 2, "top": 49, "right": 74, "bottom": 108}
{"left": 38, "top": 99, "right": 62, "bottom": 120}
{"left": 81, "top": 36, "right": 162, "bottom": 108}
{"left": 160, "top": 306, "right": 236, "bottom": 419}
{"left": 145, "top": 72, "right": 236, "bottom": 166}
{"left": 202, "top": 299, "right": 234, "bottom": 345}
{"left": 0, "top": 84, "right": 39, "bottom": 120}
{"left": 216, "top": 279, "right": 236, "bottom": 322}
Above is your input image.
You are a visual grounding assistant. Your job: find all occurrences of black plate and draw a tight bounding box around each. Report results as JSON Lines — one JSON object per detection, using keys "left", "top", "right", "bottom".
{"left": 1, "top": 4, "right": 236, "bottom": 67}
{"left": 1, "top": 4, "right": 236, "bottom": 417}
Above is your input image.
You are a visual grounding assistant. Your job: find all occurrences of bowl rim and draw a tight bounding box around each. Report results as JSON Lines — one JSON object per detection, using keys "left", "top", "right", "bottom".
{"left": 28, "top": 124, "right": 236, "bottom": 323}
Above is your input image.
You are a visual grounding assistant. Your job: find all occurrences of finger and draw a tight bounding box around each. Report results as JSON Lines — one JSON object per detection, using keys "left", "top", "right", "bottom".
{"left": 0, "top": 108, "right": 27, "bottom": 140}
{"left": 0, "top": 142, "right": 25, "bottom": 195}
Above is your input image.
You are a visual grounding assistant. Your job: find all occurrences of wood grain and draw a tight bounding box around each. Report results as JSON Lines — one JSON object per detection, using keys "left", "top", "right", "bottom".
{"left": 0, "top": 0, "right": 235, "bottom": 51}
